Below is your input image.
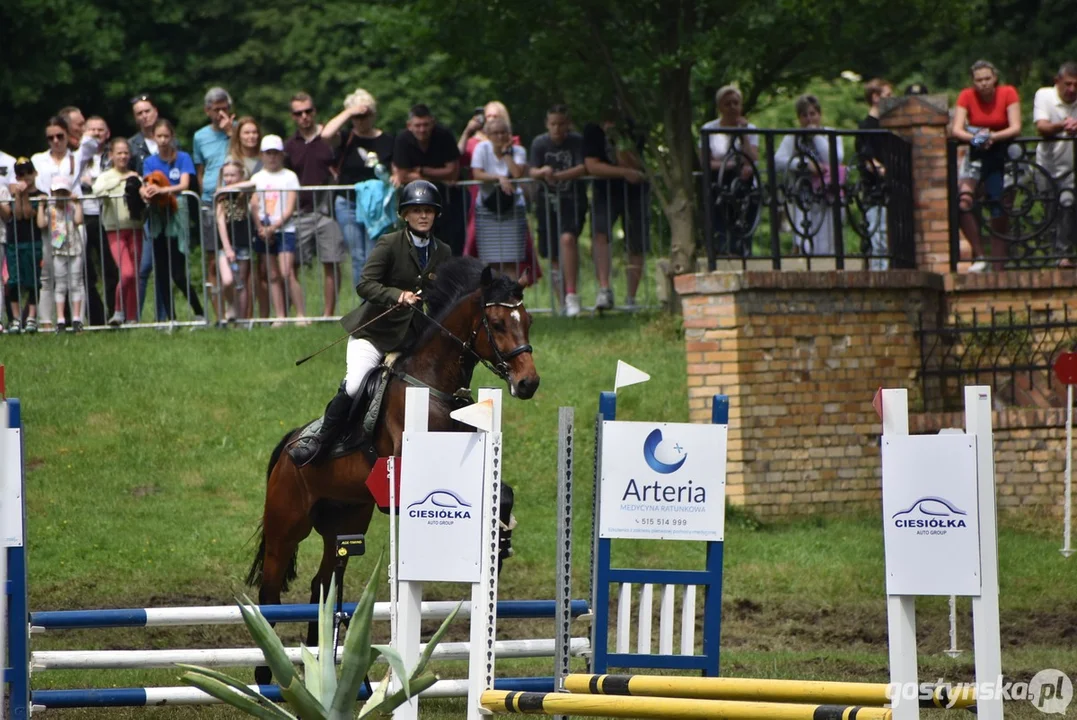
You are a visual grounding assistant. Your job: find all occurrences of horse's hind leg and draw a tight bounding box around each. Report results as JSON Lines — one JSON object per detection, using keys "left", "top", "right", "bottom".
{"left": 254, "top": 463, "right": 314, "bottom": 685}
{"left": 307, "top": 501, "right": 376, "bottom": 646}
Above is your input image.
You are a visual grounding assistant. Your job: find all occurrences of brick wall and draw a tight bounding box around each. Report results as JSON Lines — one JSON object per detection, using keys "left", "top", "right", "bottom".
{"left": 676, "top": 270, "right": 1072, "bottom": 517}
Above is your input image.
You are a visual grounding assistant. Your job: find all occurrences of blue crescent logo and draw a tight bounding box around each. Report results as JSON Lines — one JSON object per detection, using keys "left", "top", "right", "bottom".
{"left": 643, "top": 428, "right": 687, "bottom": 474}
{"left": 407, "top": 489, "right": 472, "bottom": 509}
{"left": 892, "top": 496, "right": 967, "bottom": 518}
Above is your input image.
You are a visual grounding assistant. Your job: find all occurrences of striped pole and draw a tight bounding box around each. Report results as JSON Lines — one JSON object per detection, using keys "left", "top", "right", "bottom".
{"left": 481, "top": 690, "right": 893, "bottom": 720}
{"left": 29, "top": 599, "right": 589, "bottom": 631}
{"left": 565, "top": 674, "right": 976, "bottom": 710}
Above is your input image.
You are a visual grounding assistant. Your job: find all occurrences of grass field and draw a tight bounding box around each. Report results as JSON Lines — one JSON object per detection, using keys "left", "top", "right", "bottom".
{"left": 3, "top": 312, "right": 1075, "bottom": 719}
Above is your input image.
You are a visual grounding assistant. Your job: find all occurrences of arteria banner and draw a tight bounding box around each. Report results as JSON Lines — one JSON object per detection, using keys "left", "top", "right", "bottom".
{"left": 398, "top": 431, "right": 487, "bottom": 583}
{"left": 599, "top": 421, "right": 727, "bottom": 541}
{"left": 881, "top": 433, "right": 982, "bottom": 596}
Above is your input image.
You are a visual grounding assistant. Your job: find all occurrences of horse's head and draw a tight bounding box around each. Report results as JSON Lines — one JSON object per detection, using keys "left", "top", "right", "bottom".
{"left": 471, "top": 266, "right": 540, "bottom": 400}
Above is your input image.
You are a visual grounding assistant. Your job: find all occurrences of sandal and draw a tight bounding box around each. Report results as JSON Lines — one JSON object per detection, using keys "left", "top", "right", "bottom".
{"left": 24, "top": 318, "right": 38, "bottom": 334}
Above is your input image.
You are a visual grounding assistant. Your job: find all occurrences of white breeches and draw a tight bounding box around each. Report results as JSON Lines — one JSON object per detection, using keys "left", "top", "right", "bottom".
{"left": 344, "top": 337, "right": 384, "bottom": 397}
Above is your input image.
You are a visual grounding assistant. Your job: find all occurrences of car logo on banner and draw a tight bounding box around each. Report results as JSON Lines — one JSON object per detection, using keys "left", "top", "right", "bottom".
{"left": 407, "top": 489, "right": 473, "bottom": 524}
{"left": 892, "top": 496, "right": 968, "bottom": 534}
{"left": 642, "top": 428, "right": 687, "bottom": 474}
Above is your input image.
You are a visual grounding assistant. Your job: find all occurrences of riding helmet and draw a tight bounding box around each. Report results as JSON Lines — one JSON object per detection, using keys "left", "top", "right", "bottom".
{"left": 398, "top": 180, "right": 442, "bottom": 216}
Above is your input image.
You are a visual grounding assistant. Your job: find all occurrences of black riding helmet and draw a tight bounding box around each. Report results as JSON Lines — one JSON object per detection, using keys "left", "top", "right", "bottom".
{"left": 398, "top": 180, "right": 442, "bottom": 217}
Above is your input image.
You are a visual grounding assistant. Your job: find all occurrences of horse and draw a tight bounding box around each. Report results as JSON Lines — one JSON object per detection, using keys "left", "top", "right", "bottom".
{"left": 245, "top": 258, "right": 539, "bottom": 684}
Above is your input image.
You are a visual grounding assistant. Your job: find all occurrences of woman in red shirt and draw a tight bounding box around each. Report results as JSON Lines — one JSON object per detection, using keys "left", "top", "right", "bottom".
{"left": 950, "top": 60, "right": 1022, "bottom": 271}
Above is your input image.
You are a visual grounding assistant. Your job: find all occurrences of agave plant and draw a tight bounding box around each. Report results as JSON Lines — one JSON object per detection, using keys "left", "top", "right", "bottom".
{"left": 179, "top": 553, "right": 459, "bottom": 719}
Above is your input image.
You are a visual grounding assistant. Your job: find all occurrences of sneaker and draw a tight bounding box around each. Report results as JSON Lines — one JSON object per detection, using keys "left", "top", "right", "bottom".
{"left": 564, "top": 293, "right": 582, "bottom": 318}
{"left": 595, "top": 287, "right": 614, "bottom": 311}
{"left": 7, "top": 320, "right": 21, "bottom": 335}
{"left": 194, "top": 315, "right": 206, "bottom": 324}
{"left": 623, "top": 296, "right": 638, "bottom": 311}
{"left": 55, "top": 321, "right": 66, "bottom": 334}
{"left": 72, "top": 320, "right": 83, "bottom": 333}
{"left": 968, "top": 260, "right": 988, "bottom": 273}
{"left": 108, "top": 312, "right": 125, "bottom": 327}
{"left": 25, "top": 319, "right": 39, "bottom": 334}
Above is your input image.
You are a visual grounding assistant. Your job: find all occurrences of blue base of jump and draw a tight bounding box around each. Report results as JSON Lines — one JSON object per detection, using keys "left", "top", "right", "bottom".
{"left": 32, "top": 677, "right": 557, "bottom": 709}
{"left": 31, "top": 599, "right": 590, "bottom": 630}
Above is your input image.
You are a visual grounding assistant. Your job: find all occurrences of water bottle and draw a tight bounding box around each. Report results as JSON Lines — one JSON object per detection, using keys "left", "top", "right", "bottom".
{"left": 231, "top": 261, "right": 243, "bottom": 291}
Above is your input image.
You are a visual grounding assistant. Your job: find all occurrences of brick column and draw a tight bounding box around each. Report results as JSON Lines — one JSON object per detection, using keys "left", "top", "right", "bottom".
{"left": 879, "top": 95, "right": 951, "bottom": 274}
{"left": 675, "top": 271, "right": 943, "bottom": 516}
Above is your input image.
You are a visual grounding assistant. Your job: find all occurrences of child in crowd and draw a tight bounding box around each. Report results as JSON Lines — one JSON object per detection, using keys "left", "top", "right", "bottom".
{"left": 3, "top": 159, "right": 47, "bottom": 333}
{"left": 37, "top": 175, "right": 85, "bottom": 332}
{"left": 215, "top": 159, "right": 253, "bottom": 322}
{"left": 93, "top": 137, "right": 143, "bottom": 325}
{"left": 249, "top": 135, "right": 301, "bottom": 326}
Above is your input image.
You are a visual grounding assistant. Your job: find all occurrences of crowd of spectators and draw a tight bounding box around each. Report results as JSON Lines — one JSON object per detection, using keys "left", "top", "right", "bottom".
{"left": 3, "top": 62, "right": 1076, "bottom": 334}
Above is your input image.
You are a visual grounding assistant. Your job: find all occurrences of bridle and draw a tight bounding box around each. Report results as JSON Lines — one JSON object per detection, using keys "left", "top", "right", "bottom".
{"left": 411, "top": 295, "right": 533, "bottom": 383}
{"left": 473, "top": 299, "right": 533, "bottom": 381}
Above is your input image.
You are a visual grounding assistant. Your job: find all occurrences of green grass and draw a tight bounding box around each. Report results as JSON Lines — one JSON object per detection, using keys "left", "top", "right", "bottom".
{"left": 2, "top": 315, "right": 1075, "bottom": 719}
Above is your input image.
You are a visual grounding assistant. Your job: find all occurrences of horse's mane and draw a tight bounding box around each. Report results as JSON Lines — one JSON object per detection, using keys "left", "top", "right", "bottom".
{"left": 405, "top": 257, "right": 523, "bottom": 353}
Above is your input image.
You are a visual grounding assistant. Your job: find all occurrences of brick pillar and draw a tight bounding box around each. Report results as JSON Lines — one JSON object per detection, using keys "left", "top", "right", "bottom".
{"left": 880, "top": 95, "right": 951, "bottom": 274}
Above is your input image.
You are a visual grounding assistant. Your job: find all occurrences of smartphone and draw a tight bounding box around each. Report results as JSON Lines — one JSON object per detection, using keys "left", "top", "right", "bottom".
{"left": 473, "top": 107, "right": 485, "bottom": 128}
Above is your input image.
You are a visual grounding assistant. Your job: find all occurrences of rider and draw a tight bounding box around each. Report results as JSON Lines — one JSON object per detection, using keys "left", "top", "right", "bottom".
{"left": 289, "top": 179, "right": 452, "bottom": 467}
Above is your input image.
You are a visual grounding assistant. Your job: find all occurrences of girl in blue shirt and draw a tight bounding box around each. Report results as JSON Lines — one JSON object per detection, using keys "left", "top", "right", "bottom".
{"left": 140, "top": 119, "right": 205, "bottom": 321}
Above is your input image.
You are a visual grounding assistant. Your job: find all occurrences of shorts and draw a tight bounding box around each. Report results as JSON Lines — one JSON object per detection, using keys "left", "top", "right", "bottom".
{"left": 958, "top": 152, "right": 1014, "bottom": 218}
{"left": 235, "top": 247, "right": 252, "bottom": 262}
{"left": 294, "top": 211, "right": 345, "bottom": 264}
{"left": 253, "top": 231, "right": 297, "bottom": 256}
{"left": 199, "top": 203, "right": 219, "bottom": 254}
{"left": 535, "top": 190, "right": 588, "bottom": 261}
{"left": 592, "top": 181, "right": 651, "bottom": 254}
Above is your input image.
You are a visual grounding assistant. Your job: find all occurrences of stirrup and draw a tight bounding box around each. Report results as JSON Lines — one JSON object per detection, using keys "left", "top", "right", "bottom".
{"left": 288, "top": 435, "right": 323, "bottom": 467}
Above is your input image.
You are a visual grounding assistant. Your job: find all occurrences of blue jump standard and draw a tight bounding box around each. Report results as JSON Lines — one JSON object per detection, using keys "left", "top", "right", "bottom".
{"left": 30, "top": 599, "right": 591, "bottom": 630}
{"left": 32, "top": 677, "right": 557, "bottom": 708}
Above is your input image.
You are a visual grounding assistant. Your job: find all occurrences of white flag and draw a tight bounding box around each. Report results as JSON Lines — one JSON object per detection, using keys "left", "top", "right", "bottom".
{"left": 449, "top": 399, "right": 495, "bottom": 432}
{"left": 614, "top": 360, "right": 651, "bottom": 392}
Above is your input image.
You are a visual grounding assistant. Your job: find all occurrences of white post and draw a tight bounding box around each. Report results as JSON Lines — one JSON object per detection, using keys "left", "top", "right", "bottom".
{"left": 1063, "top": 384, "right": 1074, "bottom": 558}
{"left": 394, "top": 387, "right": 429, "bottom": 720}
{"left": 388, "top": 456, "right": 398, "bottom": 652}
{"left": 945, "top": 595, "right": 961, "bottom": 657}
{"left": 964, "top": 386, "right": 1004, "bottom": 720}
{"left": 468, "top": 387, "right": 502, "bottom": 720}
{"left": 881, "top": 388, "right": 919, "bottom": 720}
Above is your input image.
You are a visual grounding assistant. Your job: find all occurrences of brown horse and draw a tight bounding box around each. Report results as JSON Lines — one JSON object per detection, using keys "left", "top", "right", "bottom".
{"left": 246, "top": 258, "right": 539, "bottom": 684}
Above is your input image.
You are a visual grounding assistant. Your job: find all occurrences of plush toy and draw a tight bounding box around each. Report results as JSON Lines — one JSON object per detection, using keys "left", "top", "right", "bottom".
{"left": 144, "top": 170, "right": 177, "bottom": 213}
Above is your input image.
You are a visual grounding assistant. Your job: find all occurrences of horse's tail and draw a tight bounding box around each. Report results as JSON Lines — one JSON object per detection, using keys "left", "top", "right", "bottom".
{"left": 246, "top": 429, "right": 301, "bottom": 590}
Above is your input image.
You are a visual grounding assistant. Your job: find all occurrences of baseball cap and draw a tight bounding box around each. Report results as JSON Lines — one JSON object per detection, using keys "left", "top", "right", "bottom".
{"left": 14, "top": 157, "right": 35, "bottom": 177}
{"left": 261, "top": 135, "right": 284, "bottom": 152}
{"left": 50, "top": 175, "right": 73, "bottom": 193}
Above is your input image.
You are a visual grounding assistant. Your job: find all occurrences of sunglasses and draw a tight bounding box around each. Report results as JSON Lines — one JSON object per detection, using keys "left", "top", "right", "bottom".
{"left": 47, "top": 133, "right": 66, "bottom": 141}
{"left": 130, "top": 94, "right": 152, "bottom": 105}
{"left": 292, "top": 107, "right": 315, "bottom": 117}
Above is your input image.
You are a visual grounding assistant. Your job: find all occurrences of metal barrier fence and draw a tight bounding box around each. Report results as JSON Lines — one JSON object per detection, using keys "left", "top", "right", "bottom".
{"left": 1, "top": 178, "right": 669, "bottom": 332}
{"left": 918, "top": 304, "right": 1077, "bottom": 412}
{"left": 700, "top": 127, "right": 916, "bottom": 271}
{"left": 947, "top": 136, "right": 1077, "bottom": 270}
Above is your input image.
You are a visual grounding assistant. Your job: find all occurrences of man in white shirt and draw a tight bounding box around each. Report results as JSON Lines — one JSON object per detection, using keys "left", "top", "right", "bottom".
{"left": 81, "top": 117, "right": 119, "bottom": 325}
{"left": 0, "top": 150, "right": 15, "bottom": 190}
{"left": 1034, "top": 62, "right": 1077, "bottom": 264}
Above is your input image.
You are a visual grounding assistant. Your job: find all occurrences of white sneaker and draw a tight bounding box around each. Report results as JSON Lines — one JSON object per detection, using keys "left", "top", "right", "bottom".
{"left": 968, "top": 260, "right": 988, "bottom": 273}
{"left": 595, "top": 288, "right": 614, "bottom": 310}
{"left": 108, "top": 312, "right": 125, "bottom": 327}
{"left": 564, "top": 293, "right": 581, "bottom": 318}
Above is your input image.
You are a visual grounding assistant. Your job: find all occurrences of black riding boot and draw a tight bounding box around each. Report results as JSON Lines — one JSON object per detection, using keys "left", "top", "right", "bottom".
{"left": 497, "top": 483, "right": 516, "bottom": 576}
{"left": 289, "top": 386, "right": 354, "bottom": 467}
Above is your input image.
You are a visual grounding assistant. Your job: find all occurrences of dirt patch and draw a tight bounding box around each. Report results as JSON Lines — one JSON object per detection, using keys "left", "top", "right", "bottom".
{"left": 130, "top": 485, "right": 159, "bottom": 498}
{"left": 26, "top": 457, "right": 45, "bottom": 471}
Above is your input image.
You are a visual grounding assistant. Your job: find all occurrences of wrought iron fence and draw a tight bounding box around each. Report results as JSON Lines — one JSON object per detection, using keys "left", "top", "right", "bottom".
{"left": 700, "top": 127, "right": 916, "bottom": 271}
{"left": 947, "top": 136, "right": 1077, "bottom": 270}
{"left": 918, "top": 304, "right": 1077, "bottom": 412}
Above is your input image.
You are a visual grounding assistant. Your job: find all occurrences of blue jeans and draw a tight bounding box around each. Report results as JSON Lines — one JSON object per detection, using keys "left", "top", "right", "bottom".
{"left": 335, "top": 195, "right": 376, "bottom": 288}
{"left": 137, "top": 229, "right": 171, "bottom": 322}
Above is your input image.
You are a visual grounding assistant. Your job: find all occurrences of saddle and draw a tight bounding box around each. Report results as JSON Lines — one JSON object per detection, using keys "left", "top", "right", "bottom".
{"left": 294, "top": 354, "right": 474, "bottom": 466}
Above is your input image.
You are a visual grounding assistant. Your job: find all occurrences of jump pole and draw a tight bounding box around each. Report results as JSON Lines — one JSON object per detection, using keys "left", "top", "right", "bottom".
{"left": 480, "top": 689, "right": 894, "bottom": 720}
{"left": 562, "top": 674, "right": 976, "bottom": 709}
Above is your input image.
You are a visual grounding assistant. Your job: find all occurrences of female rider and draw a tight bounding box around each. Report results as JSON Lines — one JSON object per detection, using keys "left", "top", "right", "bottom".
{"left": 289, "top": 179, "right": 452, "bottom": 467}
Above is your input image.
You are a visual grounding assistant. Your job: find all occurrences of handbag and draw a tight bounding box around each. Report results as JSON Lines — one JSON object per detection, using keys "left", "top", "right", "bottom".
{"left": 482, "top": 183, "right": 517, "bottom": 218}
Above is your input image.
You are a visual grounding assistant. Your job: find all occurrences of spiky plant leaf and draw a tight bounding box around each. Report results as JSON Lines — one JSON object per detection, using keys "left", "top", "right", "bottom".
{"left": 317, "top": 578, "right": 339, "bottom": 705}
{"left": 359, "top": 671, "right": 439, "bottom": 717}
{"left": 413, "top": 602, "right": 462, "bottom": 677}
{"left": 371, "top": 644, "right": 410, "bottom": 699}
{"left": 330, "top": 552, "right": 383, "bottom": 716}
{"left": 180, "top": 672, "right": 297, "bottom": 720}
{"left": 356, "top": 668, "right": 392, "bottom": 719}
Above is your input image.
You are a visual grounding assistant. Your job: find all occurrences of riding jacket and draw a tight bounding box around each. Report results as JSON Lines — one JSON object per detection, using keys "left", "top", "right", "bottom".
{"left": 339, "top": 229, "right": 452, "bottom": 352}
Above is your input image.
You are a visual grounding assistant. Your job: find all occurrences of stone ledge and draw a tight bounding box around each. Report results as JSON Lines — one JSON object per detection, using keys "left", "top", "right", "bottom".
{"left": 674, "top": 270, "right": 944, "bottom": 296}
{"left": 943, "top": 269, "right": 1077, "bottom": 292}
{"left": 909, "top": 407, "right": 1067, "bottom": 433}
